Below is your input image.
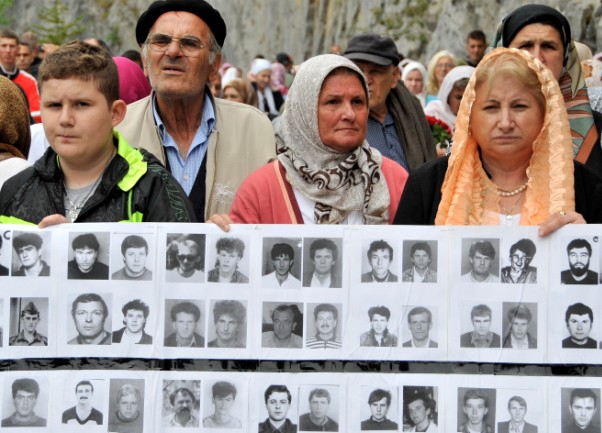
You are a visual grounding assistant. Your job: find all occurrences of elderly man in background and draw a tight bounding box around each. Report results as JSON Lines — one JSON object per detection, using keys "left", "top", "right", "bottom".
{"left": 344, "top": 33, "right": 435, "bottom": 171}
{"left": 117, "top": 0, "right": 275, "bottom": 221}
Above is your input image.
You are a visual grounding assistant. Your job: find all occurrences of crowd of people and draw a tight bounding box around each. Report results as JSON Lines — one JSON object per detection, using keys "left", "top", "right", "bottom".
{"left": 1, "top": 1, "right": 601, "bottom": 233}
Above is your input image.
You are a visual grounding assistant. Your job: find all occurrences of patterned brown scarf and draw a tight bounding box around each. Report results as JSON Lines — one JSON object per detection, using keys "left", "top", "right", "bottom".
{"left": 275, "top": 55, "right": 390, "bottom": 225}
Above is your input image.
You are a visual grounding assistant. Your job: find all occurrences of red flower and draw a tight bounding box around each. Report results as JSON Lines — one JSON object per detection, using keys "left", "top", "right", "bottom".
{"left": 425, "top": 115, "right": 452, "bottom": 146}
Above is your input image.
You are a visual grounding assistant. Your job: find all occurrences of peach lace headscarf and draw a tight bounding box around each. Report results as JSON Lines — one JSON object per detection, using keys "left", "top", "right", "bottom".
{"left": 435, "top": 48, "right": 575, "bottom": 225}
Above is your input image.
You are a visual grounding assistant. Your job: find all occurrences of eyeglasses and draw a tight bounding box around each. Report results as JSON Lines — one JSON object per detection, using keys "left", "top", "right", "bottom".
{"left": 511, "top": 254, "right": 531, "bottom": 262}
{"left": 177, "top": 254, "right": 198, "bottom": 262}
{"left": 146, "top": 33, "right": 205, "bottom": 57}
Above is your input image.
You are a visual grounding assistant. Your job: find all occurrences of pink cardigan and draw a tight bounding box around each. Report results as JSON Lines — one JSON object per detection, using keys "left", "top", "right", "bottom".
{"left": 229, "top": 158, "right": 408, "bottom": 224}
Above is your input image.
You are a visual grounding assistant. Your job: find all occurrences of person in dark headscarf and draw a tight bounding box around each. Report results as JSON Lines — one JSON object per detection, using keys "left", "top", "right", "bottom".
{"left": 490, "top": 4, "right": 602, "bottom": 172}
{"left": 0, "top": 75, "right": 30, "bottom": 189}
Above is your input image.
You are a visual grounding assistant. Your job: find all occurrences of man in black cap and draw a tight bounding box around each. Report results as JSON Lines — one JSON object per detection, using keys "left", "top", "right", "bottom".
{"left": 117, "top": 0, "right": 275, "bottom": 222}
{"left": 344, "top": 33, "right": 435, "bottom": 171}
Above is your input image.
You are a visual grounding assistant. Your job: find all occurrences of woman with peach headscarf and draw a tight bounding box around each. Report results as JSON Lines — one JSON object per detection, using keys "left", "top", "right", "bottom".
{"left": 394, "top": 48, "right": 602, "bottom": 235}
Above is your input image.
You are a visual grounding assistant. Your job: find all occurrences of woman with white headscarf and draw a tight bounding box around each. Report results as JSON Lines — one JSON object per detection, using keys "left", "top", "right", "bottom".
{"left": 211, "top": 54, "right": 407, "bottom": 226}
{"left": 402, "top": 61, "right": 428, "bottom": 107}
{"left": 250, "top": 58, "right": 284, "bottom": 119}
{"left": 424, "top": 65, "right": 475, "bottom": 131}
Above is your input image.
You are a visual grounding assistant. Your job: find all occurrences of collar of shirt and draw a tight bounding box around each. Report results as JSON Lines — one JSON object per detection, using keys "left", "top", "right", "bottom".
{"left": 152, "top": 91, "right": 215, "bottom": 194}
{"left": 411, "top": 337, "right": 432, "bottom": 348}
{"left": 176, "top": 333, "right": 198, "bottom": 347}
{"left": 509, "top": 421, "right": 524, "bottom": 433}
{"left": 510, "top": 334, "right": 529, "bottom": 349}
{"left": 13, "top": 330, "right": 45, "bottom": 344}
{"left": 471, "top": 331, "right": 493, "bottom": 347}
{"left": 310, "top": 272, "right": 331, "bottom": 288}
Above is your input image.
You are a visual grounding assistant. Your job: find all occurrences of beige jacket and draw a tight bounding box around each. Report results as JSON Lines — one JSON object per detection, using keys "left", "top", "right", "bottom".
{"left": 116, "top": 93, "right": 276, "bottom": 219}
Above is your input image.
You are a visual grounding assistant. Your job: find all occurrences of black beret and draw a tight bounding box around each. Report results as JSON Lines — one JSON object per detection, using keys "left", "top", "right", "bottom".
{"left": 136, "top": 0, "right": 227, "bottom": 47}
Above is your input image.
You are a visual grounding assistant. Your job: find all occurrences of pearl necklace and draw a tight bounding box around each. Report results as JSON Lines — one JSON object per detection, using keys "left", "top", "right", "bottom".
{"left": 496, "top": 180, "right": 528, "bottom": 197}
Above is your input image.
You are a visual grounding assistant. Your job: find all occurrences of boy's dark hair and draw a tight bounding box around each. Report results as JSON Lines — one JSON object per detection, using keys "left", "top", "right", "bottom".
{"left": 122, "top": 299, "right": 150, "bottom": 319}
{"left": 264, "top": 385, "right": 292, "bottom": 404}
{"left": 170, "top": 301, "right": 201, "bottom": 322}
{"left": 213, "top": 300, "right": 246, "bottom": 324}
{"left": 11, "top": 378, "right": 39, "bottom": 398}
{"left": 367, "top": 240, "right": 393, "bottom": 261}
{"left": 467, "top": 29, "right": 486, "bottom": 43}
{"left": 309, "top": 238, "right": 338, "bottom": 261}
{"left": 39, "top": 40, "right": 119, "bottom": 106}
{"left": 121, "top": 235, "right": 148, "bottom": 255}
{"left": 368, "top": 305, "right": 391, "bottom": 321}
{"left": 271, "top": 243, "right": 295, "bottom": 261}
{"left": 212, "top": 381, "right": 237, "bottom": 399}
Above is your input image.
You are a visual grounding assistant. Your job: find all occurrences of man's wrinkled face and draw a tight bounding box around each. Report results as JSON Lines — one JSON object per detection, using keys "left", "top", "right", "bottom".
{"left": 173, "top": 391, "right": 194, "bottom": 416}
{"left": 568, "top": 247, "right": 591, "bottom": 277}
{"left": 266, "top": 391, "right": 290, "bottom": 422}
{"left": 369, "top": 397, "right": 389, "bottom": 421}
{"left": 22, "top": 313, "right": 39, "bottom": 333}
{"left": 14, "top": 390, "right": 36, "bottom": 418}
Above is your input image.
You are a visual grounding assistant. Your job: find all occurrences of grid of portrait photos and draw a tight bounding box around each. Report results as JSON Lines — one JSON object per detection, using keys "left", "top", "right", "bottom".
{"left": 2, "top": 222, "right": 602, "bottom": 365}
{"left": 0, "top": 370, "right": 597, "bottom": 432}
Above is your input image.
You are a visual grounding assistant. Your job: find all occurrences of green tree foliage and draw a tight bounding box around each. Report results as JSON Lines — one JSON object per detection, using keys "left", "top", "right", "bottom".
{"left": 372, "top": 0, "right": 429, "bottom": 43}
{"left": 0, "top": 0, "right": 15, "bottom": 26}
{"left": 32, "top": 0, "right": 86, "bottom": 45}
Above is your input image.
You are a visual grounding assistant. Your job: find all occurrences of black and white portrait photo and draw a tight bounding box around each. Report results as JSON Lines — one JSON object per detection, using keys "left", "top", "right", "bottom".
{"left": 207, "top": 300, "right": 247, "bottom": 348}
{"left": 460, "top": 304, "right": 501, "bottom": 348}
{"left": 460, "top": 239, "right": 500, "bottom": 283}
{"left": 561, "top": 388, "right": 601, "bottom": 433}
{"left": 164, "top": 299, "right": 205, "bottom": 348}
{"left": 202, "top": 380, "right": 243, "bottom": 429}
{"left": 497, "top": 395, "right": 538, "bottom": 433}
{"left": 502, "top": 303, "right": 538, "bottom": 349}
{"left": 360, "top": 387, "right": 398, "bottom": 431}
{"left": 261, "top": 238, "right": 302, "bottom": 289}
{"left": 67, "top": 232, "right": 110, "bottom": 280}
{"left": 500, "top": 238, "right": 537, "bottom": 284}
{"left": 1, "top": 377, "right": 47, "bottom": 427}
{"left": 298, "top": 385, "right": 339, "bottom": 432}
{"left": 165, "top": 233, "right": 206, "bottom": 283}
{"left": 68, "top": 293, "right": 112, "bottom": 345}
{"left": 457, "top": 388, "right": 496, "bottom": 433}
{"left": 10, "top": 231, "right": 51, "bottom": 277}
{"left": 562, "top": 302, "right": 597, "bottom": 349}
{"left": 403, "top": 386, "right": 438, "bottom": 432}
{"left": 302, "top": 238, "right": 343, "bottom": 288}
{"left": 111, "top": 234, "right": 153, "bottom": 281}
{"left": 402, "top": 306, "right": 438, "bottom": 348}
{"left": 0, "top": 230, "right": 10, "bottom": 276}
{"left": 402, "top": 240, "right": 438, "bottom": 283}
{"left": 259, "top": 384, "right": 297, "bottom": 433}
{"left": 108, "top": 378, "right": 144, "bottom": 433}
{"left": 112, "top": 299, "right": 153, "bottom": 345}
{"left": 9, "top": 297, "right": 48, "bottom": 346}
{"left": 62, "top": 379, "right": 104, "bottom": 425}
{"left": 561, "top": 238, "right": 599, "bottom": 285}
{"left": 261, "top": 303, "right": 303, "bottom": 349}
{"left": 306, "top": 303, "right": 342, "bottom": 349}
{"left": 361, "top": 239, "right": 398, "bottom": 283}
{"left": 207, "top": 236, "right": 250, "bottom": 283}
{"left": 162, "top": 380, "right": 201, "bottom": 428}
{"left": 359, "top": 305, "right": 398, "bottom": 347}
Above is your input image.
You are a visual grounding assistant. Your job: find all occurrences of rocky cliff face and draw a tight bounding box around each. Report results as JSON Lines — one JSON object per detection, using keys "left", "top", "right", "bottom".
{"left": 7, "top": 0, "right": 602, "bottom": 68}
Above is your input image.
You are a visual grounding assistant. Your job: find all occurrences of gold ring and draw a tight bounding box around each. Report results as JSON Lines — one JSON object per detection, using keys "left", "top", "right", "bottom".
{"left": 559, "top": 210, "right": 566, "bottom": 217}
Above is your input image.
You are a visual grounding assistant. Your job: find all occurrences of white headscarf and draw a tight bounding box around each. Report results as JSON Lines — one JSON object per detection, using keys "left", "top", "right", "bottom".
{"left": 251, "top": 59, "right": 279, "bottom": 116}
{"left": 402, "top": 61, "right": 428, "bottom": 107}
{"left": 275, "top": 54, "right": 390, "bottom": 225}
{"left": 424, "top": 65, "right": 475, "bottom": 130}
